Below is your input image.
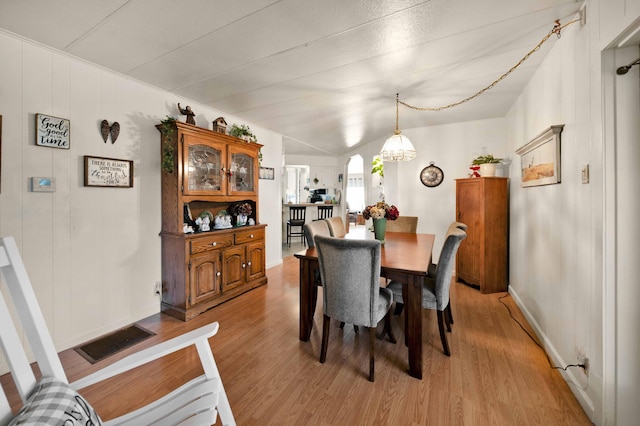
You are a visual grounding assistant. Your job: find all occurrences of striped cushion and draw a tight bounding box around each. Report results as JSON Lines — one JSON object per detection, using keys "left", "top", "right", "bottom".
{"left": 9, "top": 377, "right": 102, "bottom": 425}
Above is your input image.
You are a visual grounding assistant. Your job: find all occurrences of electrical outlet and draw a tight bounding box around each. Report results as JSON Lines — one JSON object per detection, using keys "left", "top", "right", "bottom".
{"left": 154, "top": 281, "right": 162, "bottom": 296}
{"left": 576, "top": 348, "right": 589, "bottom": 376}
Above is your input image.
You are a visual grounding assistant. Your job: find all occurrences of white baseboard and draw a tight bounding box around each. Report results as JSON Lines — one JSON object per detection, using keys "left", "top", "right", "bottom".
{"left": 509, "top": 287, "right": 597, "bottom": 423}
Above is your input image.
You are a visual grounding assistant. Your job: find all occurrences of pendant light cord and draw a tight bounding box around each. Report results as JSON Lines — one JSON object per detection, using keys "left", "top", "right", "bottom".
{"left": 398, "top": 19, "right": 580, "bottom": 112}
{"left": 394, "top": 93, "right": 400, "bottom": 134}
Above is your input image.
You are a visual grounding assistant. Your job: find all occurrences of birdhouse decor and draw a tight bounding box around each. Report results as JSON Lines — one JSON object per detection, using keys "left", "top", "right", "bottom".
{"left": 212, "top": 116, "right": 227, "bottom": 134}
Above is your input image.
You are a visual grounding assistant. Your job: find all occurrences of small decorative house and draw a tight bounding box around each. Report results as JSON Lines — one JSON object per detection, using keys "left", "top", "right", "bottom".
{"left": 212, "top": 117, "right": 227, "bottom": 134}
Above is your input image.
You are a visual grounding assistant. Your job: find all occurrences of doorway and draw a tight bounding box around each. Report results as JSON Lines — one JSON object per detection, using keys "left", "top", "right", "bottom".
{"left": 346, "top": 155, "right": 365, "bottom": 214}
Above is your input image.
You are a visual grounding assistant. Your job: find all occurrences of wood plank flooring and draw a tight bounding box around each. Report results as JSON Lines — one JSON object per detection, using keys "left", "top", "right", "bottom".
{"left": 2, "top": 255, "right": 591, "bottom": 425}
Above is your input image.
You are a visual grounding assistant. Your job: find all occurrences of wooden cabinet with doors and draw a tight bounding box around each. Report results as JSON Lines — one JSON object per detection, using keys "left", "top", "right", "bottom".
{"left": 455, "top": 177, "right": 508, "bottom": 294}
{"left": 157, "top": 121, "right": 267, "bottom": 321}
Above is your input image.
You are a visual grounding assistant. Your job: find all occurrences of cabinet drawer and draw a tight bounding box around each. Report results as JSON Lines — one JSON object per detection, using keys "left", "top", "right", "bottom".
{"left": 235, "top": 228, "right": 264, "bottom": 244}
{"left": 190, "top": 234, "right": 234, "bottom": 255}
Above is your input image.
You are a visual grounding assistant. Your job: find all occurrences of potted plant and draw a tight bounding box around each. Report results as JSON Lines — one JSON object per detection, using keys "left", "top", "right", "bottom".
{"left": 471, "top": 154, "right": 503, "bottom": 177}
{"left": 228, "top": 123, "right": 257, "bottom": 143}
{"left": 371, "top": 156, "right": 384, "bottom": 177}
{"left": 159, "top": 116, "right": 177, "bottom": 173}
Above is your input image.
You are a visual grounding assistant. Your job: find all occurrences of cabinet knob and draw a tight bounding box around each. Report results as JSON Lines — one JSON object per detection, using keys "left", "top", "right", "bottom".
{"left": 211, "top": 242, "right": 217, "bottom": 247}
{"left": 242, "top": 263, "right": 246, "bottom": 269}
{"left": 247, "top": 261, "right": 252, "bottom": 266}
{"left": 250, "top": 234, "right": 254, "bottom": 238}
{"left": 216, "top": 271, "right": 221, "bottom": 277}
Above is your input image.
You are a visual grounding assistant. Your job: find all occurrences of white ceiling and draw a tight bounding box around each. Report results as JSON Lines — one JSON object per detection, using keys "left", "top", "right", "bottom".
{"left": 0, "top": 0, "right": 583, "bottom": 156}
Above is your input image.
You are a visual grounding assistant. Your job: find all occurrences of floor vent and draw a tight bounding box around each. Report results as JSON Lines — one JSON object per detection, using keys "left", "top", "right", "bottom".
{"left": 74, "top": 324, "right": 155, "bottom": 364}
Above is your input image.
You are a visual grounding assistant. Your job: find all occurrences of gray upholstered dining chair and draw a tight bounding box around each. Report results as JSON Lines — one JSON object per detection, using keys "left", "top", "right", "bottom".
{"left": 326, "top": 216, "right": 346, "bottom": 238}
{"left": 305, "top": 219, "right": 358, "bottom": 332}
{"left": 304, "top": 219, "right": 331, "bottom": 304}
{"left": 304, "top": 219, "right": 331, "bottom": 248}
{"left": 387, "top": 227, "right": 467, "bottom": 356}
{"left": 314, "top": 235, "right": 396, "bottom": 381}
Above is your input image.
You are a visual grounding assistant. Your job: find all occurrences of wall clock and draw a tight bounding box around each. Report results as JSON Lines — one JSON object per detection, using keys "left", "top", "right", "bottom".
{"left": 420, "top": 162, "right": 444, "bottom": 187}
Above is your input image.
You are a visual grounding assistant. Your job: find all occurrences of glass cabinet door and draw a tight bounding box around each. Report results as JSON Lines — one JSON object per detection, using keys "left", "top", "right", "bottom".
{"left": 228, "top": 147, "right": 256, "bottom": 195}
{"left": 183, "top": 137, "right": 226, "bottom": 196}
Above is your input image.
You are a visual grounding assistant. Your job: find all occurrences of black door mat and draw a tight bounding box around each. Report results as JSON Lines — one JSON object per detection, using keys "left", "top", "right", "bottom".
{"left": 74, "top": 324, "right": 155, "bottom": 364}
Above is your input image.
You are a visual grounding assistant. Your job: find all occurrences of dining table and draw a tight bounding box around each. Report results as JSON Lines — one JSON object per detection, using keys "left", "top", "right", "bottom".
{"left": 294, "top": 228, "right": 435, "bottom": 379}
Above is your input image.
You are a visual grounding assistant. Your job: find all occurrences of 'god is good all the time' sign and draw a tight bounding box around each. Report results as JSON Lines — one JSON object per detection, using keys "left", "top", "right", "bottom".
{"left": 36, "top": 113, "right": 70, "bottom": 149}
{"left": 84, "top": 156, "right": 134, "bottom": 188}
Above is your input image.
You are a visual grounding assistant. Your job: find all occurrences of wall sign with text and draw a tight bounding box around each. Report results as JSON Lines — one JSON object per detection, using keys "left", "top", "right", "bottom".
{"left": 84, "top": 156, "right": 133, "bottom": 188}
{"left": 36, "top": 113, "right": 70, "bottom": 149}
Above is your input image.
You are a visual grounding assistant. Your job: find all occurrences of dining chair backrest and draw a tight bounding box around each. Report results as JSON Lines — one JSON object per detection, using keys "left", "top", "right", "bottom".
{"left": 304, "top": 220, "right": 331, "bottom": 248}
{"left": 432, "top": 228, "right": 467, "bottom": 310}
{"left": 446, "top": 221, "right": 467, "bottom": 235}
{"left": 386, "top": 216, "right": 418, "bottom": 233}
{"left": 288, "top": 206, "right": 306, "bottom": 223}
{"left": 314, "top": 235, "right": 382, "bottom": 327}
{"left": 317, "top": 205, "right": 333, "bottom": 220}
{"left": 326, "top": 217, "right": 346, "bottom": 238}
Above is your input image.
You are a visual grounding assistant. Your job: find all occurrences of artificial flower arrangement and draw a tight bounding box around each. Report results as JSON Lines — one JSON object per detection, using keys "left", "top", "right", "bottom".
{"left": 361, "top": 202, "right": 400, "bottom": 220}
{"left": 230, "top": 202, "right": 252, "bottom": 217}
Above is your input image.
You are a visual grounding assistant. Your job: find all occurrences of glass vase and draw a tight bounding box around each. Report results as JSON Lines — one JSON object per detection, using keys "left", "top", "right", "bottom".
{"left": 373, "top": 218, "right": 387, "bottom": 244}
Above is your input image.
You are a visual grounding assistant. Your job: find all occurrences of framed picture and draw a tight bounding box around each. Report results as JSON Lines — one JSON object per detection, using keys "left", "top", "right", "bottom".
{"left": 515, "top": 124, "right": 564, "bottom": 187}
{"left": 36, "top": 113, "right": 70, "bottom": 149}
{"left": 259, "top": 166, "right": 275, "bottom": 180}
{"left": 84, "top": 156, "right": 133, "bottom": 188}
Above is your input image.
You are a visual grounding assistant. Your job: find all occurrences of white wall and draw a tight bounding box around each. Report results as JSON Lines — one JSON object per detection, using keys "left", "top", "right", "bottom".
{"left": 0, "top": 30, "right": 283, "bottom": 363}
{"left": 505, "top": 16, "right": 600, "bottom": 420}
{"left": 340, "top": 117, "right": 507, "bottom": 260}
{"left": 505, "top": 1, "right": 640, "bottom": 423}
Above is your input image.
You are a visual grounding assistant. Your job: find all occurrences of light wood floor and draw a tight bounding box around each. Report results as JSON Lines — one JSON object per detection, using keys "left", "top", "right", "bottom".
{"left": 3, "top": 255, "right": 591, "bottom": 425}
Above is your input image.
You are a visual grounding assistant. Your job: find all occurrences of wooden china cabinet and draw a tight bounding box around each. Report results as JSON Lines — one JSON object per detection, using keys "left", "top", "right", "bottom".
{"left": 455, "top": 177, "right": 508, "bottom": 294}
{"left": 157, "top": 121, "right": 267, "bottom": 321}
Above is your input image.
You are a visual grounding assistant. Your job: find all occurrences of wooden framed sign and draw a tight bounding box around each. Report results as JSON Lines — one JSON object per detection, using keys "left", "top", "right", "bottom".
{"left": 36, "top": 113, "right": 70, "bottom": 149}
{"left": 84, "top": 156, "right": 133, "bottom": 188}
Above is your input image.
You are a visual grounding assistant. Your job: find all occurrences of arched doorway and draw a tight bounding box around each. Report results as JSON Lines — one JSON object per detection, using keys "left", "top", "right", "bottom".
{"left": 345, "top": 155, "right": 365, "bottom": 217}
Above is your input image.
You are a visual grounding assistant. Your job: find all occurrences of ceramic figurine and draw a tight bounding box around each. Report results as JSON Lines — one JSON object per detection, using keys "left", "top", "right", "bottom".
{"left": 178, "top": 103, "right": 196, "bottom": 125}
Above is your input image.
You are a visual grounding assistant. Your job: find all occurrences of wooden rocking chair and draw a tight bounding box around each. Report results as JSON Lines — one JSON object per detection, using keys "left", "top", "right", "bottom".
{"left": 0, "top": 236, "right": 235, "bottom": 425}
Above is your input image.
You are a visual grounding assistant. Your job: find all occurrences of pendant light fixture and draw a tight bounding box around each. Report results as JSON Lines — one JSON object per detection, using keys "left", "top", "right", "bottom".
{"left": 380, "top": 93, "right": 416, "bottom": 162}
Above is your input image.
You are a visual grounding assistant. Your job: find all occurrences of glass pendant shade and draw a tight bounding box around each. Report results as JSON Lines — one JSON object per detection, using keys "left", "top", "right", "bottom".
{"left": 380, "top": 93, "right": 416, "bottom": 162}
{"left": 380, "top": 131, "right": 416, "bottom": 161}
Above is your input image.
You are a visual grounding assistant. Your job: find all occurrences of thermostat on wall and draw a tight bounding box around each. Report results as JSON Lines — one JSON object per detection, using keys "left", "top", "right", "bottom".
{"left": 30, "top": 177, "right": 56, "bottom": 192}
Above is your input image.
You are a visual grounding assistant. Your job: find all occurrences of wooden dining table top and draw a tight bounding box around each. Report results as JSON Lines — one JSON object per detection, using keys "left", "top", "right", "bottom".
{"left": 294, "top": 228, "right": 435, "bottom": 277}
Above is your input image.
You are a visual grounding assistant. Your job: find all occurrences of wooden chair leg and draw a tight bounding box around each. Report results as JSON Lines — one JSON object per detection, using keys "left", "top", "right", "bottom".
{"left": 380, "top": 311, "right": 396, "bottom": 344}
{"left": 444, "top": 305, "right": 452, "bottom": 333}
{"left": 437, "top": 310, "right": 450, "bottom": 356}
{"left": 320, "top": 314, "right": 331, "bottom": 363}
{"left": 369, "top": 327, "right": 375, "bottom": 382}
{"left": 402, "top": 285, "right": 409, "bottom": 347}
{"left": 446, "top": 303, "right": 454, "bottom": 325}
